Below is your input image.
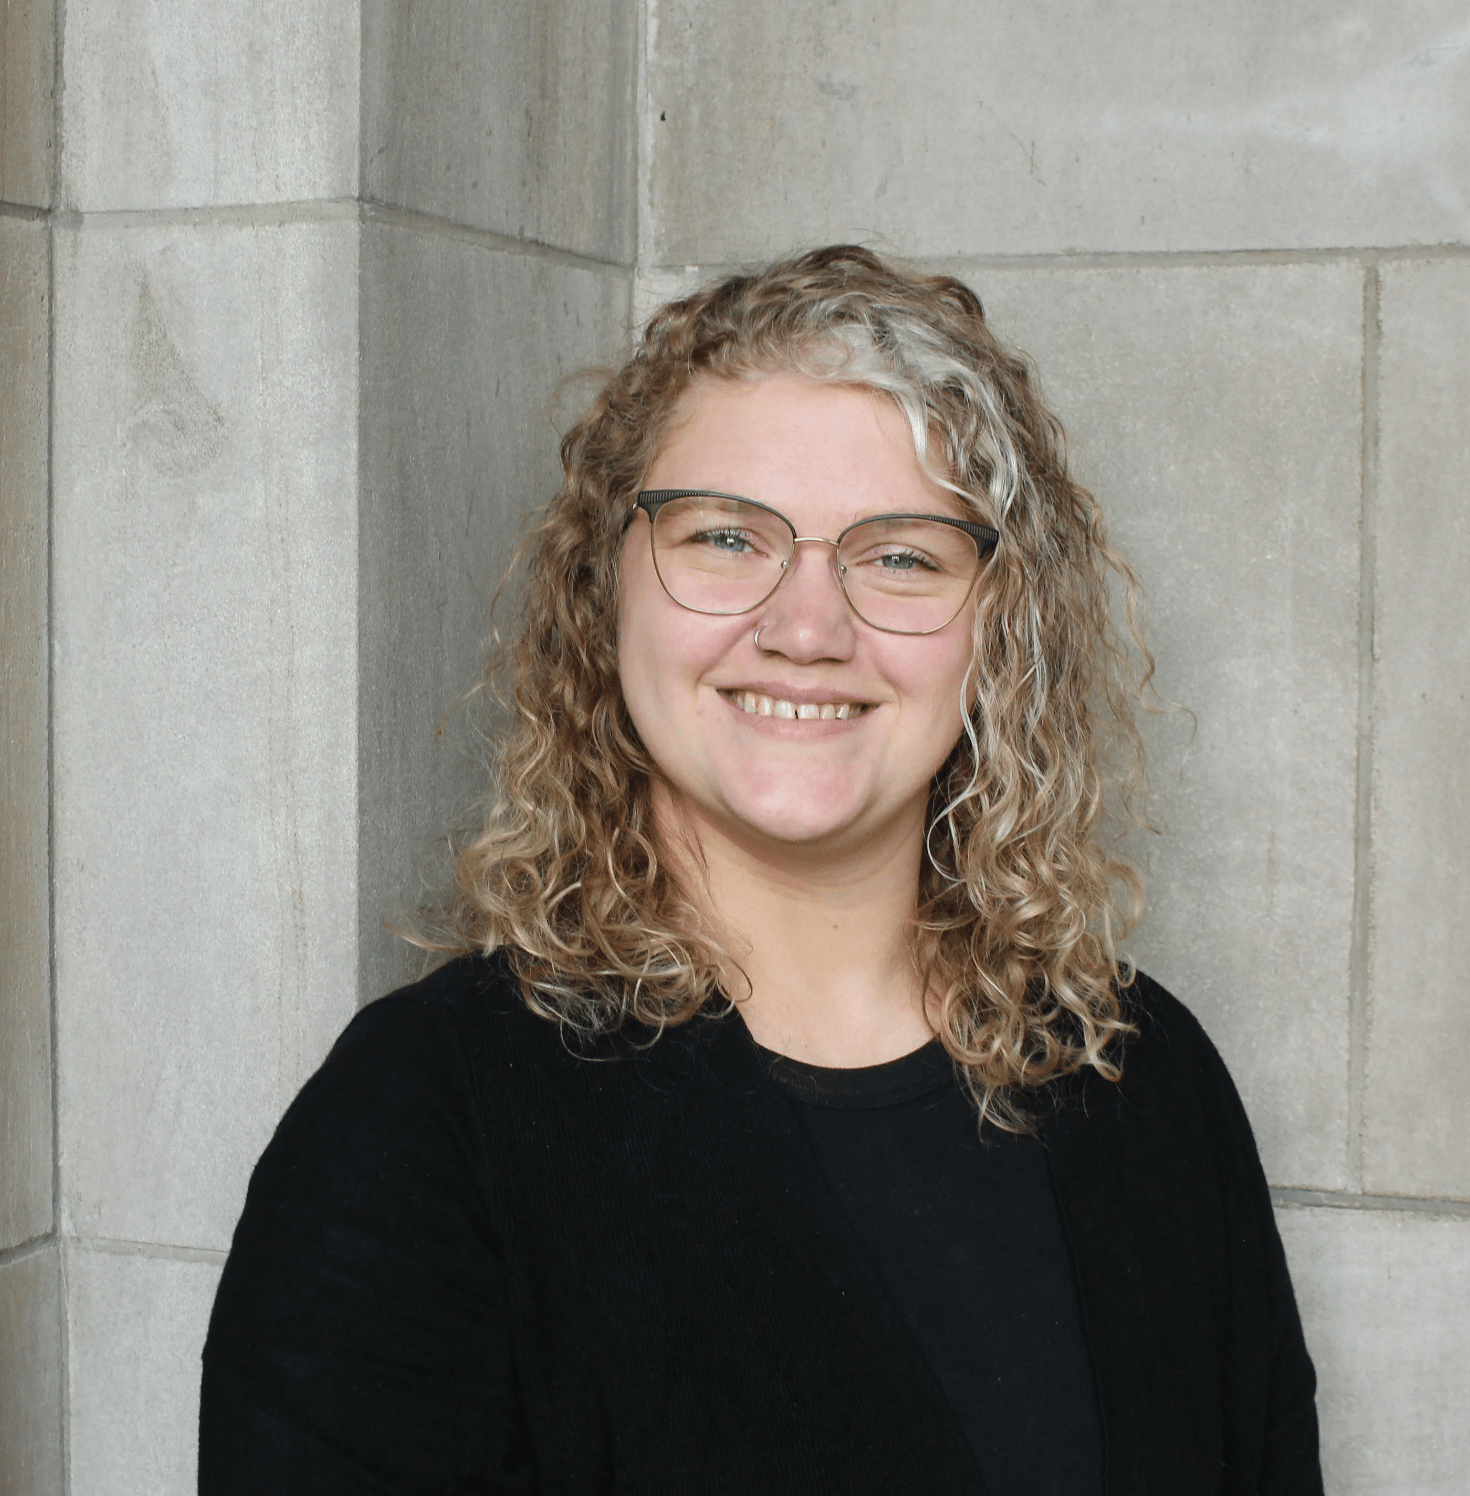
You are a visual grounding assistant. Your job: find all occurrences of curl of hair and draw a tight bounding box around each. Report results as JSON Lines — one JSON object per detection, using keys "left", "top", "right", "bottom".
{"left": 413, "top": 244, "right": 1152, "bottom": 1129}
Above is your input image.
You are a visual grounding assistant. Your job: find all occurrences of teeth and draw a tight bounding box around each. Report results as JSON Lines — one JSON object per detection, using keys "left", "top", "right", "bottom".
{"left": 727, "top": 691, "right": 866, "bottom": 720}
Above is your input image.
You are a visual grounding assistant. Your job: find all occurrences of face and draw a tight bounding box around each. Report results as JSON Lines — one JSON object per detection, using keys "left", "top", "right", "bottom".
{"left": 617, "top": 372, "right": 980, "bottom": 865}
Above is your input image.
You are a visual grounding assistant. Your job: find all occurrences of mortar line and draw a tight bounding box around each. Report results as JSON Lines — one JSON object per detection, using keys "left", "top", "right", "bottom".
{"left": 45, "top": 198, "right": 59, "bottom": 1258}
{"left": 54, "top": 0, "right": 68, "bottom": 216}
{"left": 634, "top": 0, "right": 656, "bottom": 304}
{"left": 71, "top": 1235, "right": 229, "bottom": 1266}
{"left": 0, "top": 1233, "right": 56, "bottom": 1269}
{"left": 53, "top": 198, "right": 361, "bottom": 231}
{"left": 355, "top": 148, "right": 370, "bottom": 1014}
{"left": 1270, "top": 1187, "right": 1469, "bottom": 1219}
{"left": 50, "top": 0, "right": 74, "bottom": 1479}
{"left": 58, "top": 1236, "right": 71, "bottom": 1496}
{"left": 940, "top": 247, "right": 1370, "bottom": 270}
{"left": 1346, "top": 261, "right": 1382, "bottom": 1193}
{"left": 49, "top": 197, "right": 638, "bottom": 273}
{"left": 0, "top": 200, "right": 49, "bottom": 220}
{"left": 354, "top": 0, "right": 370, "bottom": 1011}
{"left": 940, "top": 244, "right": 1470, "bottom": 271}
{"left": 639, "top": 243, "right": 1470, "bottom": 279}
{"left": 360, "top": 201, "right": 633, "bottom": 271}
{"left": 355, "top": 0, "right": 366, "bottom": 207}
{"left": 46, "top": 0, "right": 69, "bottom": 1459}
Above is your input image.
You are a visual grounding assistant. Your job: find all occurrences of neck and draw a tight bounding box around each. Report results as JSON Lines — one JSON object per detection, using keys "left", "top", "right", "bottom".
{"left": 656, "top": 786, "right": 937, "bottom": 1067}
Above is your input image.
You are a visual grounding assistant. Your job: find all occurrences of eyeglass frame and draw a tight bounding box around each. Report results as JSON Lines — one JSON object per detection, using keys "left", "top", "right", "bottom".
{"left": 627, "top": 488, "right": 1000, "bottom": 637}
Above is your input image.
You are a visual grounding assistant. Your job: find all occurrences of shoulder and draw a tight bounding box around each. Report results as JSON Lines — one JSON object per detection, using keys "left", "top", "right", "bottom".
{"left": 1099, "top": 966, "right": 1245, "bottom": 1113}
{"left": 1042, "top": 982, "right": 1321, "bottom": 1488}
{"left": 212, "top": 956, "right": 546, "bottom": 1350}
{"left": 204, "top": 955, "right": 540, "bottom": 1483}
{"left": 328, "top": 949, "right": 522, "bottom": 1065}
{"left": 279, "top": 953, "right": 719, "bottom": 1188}
{"left": 1118, "top": 966, "right": 1218, "bottom": 1060}
{"left": 1049, "top": 967, "right": 1267, "bottom": 1200}
{"left": 1119, "top": 970, "right": 1258, "bottom": 1137}
{"left": 227, "top": 953, "right": 568, "bottom": 1253}
{"left": 301, "top": 951, "right": 564, "bottom": 1114}
{"left": 1041, "top": 968, "right": 1273, "bottom": 1280}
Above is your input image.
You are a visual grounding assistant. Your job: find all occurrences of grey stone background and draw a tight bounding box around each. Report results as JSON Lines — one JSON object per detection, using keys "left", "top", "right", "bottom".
{"left": 1, "top": 1, "right": 1466, "bottom": 1490}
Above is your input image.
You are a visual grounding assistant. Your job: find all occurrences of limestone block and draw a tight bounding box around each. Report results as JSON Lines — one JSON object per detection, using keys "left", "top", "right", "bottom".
{"left": 52, "top": 217, "right": 360, "bottom": 1250}
{"left": 363, "top": 0, "right": 636, "bottom": 262}
{"left": 0, "top": 215, "right": 52, "bottom": 1251}
{"left": 1277, "top": 1204, "right": 1470, "bottom": 1494}
{"left": 66, "top": 1244, "right": 221, "bottom": 1496}
{"left": 0, "top": 1244, "right": 62, "bottom": 1496}
{"left": 972, "top": 263, "right": 1364, "bottom": 1189}
{"left": 359, "top": 226, "right": 631, "bottom": 1001}
{"left": 59, "top": 0, "right": 357, "bottom": 211}
{"left": 648, "top": 0, "right": 1470, "bottom": 262}
{"left": 1364, "top": 259, "right": 1470, "bottom": 1200}
{"left": 1, "top": 0, "right": 55, "bottom": 206}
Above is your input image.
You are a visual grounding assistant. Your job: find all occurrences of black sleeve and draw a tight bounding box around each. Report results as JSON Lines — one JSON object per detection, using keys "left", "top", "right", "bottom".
{"left": 199, "top": 988, "right": 535, "bottom": 1495}
{"left": 1157, "top": 985, "right": 1324, "bottom": 1496}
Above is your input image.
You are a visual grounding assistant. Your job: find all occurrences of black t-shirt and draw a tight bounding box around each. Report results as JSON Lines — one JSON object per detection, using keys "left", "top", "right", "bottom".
{"left": 759, "top": 1039, "right": 1104, "bottom": 1496}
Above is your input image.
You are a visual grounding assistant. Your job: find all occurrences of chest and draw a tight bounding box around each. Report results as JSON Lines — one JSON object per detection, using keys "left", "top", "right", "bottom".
{"left": 478, "top": 1038, "right": 1232, "bottom": 1495}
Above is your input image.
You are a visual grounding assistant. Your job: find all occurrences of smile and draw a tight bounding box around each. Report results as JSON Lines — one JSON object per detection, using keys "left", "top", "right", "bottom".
{"left": 720, "top": 689, "right": 871, "bottom": 721}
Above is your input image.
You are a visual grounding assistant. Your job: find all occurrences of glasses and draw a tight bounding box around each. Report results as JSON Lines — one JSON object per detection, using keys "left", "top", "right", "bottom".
{"left": 630, "top": 490, "right": 999, "bottom": 636}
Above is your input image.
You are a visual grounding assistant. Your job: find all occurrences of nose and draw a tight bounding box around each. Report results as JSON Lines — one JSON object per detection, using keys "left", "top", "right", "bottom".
{"left": 752, "top": 538, "right": 857, "bottom": 663}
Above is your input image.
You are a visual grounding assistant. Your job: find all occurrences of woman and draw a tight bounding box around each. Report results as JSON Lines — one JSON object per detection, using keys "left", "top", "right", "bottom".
{"left": 200, "top": 246, "right": 1322, "bottom": 1493}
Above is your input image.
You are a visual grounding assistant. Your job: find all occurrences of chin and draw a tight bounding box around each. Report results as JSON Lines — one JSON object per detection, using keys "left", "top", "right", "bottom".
{"left": 717, "top": 786, "right": 873, "bottom": 849}
{"left": 742, "top": 817, "right": 857, "bottom": 848}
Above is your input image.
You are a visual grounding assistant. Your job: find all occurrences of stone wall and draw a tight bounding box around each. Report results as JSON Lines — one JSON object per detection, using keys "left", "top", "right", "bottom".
{"left": 2, "top": 1, "right": 1466, "bottom": 1491}
{"left": 2, "top": 0, "right": 60, "bottom": 1483}
{"left": 0, "top": 0, "right": 635, "bottom": 1487}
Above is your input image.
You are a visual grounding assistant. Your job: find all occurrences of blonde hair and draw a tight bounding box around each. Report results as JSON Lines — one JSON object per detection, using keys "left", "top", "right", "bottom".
{"left": 416, "top": 245, "right": 1151, "bottom": 1127}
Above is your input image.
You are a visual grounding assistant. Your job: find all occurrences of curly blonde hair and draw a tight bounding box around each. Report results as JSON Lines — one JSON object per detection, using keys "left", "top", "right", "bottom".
{"left": 416, "top": 244, "right": 1151, "bottom": 1125}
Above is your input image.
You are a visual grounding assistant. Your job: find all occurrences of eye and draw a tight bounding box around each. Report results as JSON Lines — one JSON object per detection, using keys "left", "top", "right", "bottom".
{"left": 870, "top": 546, "right": 942, "bottom": 574}
{"left": 690, "top": 527, "right": 758, "bottom": 554}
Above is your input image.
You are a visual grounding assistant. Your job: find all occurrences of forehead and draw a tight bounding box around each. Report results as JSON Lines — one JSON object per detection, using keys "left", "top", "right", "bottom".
{"left": 648, "top": 372, "right": 960, "bottom": 523}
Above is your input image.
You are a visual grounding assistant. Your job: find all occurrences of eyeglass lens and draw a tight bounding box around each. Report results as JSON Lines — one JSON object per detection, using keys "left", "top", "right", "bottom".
{"left": 649, "top": 494, "right": 981, "bottom": 634}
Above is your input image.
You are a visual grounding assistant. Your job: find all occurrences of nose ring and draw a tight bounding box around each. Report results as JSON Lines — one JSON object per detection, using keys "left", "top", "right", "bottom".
{"left": 754, "top": 624, "right": 768, "bottom": 652}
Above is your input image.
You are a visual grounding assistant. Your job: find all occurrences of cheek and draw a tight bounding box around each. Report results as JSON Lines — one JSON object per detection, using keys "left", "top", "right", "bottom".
{"left": 616, "top": 595, "right": 667, "bottom": 739}
{"left": 615, "top": 554, "right": 739, "bottom": 735}
{"left": 617, "top": 539, "right": 670, "bottom": 715}
{"left": 895, "top": 632, "right": 976, "bottom": 757}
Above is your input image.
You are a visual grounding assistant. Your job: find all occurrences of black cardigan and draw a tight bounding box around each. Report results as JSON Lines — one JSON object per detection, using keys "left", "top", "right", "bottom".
{"left": 200, "top": 955, "right": 1323, "bottom": 1494}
